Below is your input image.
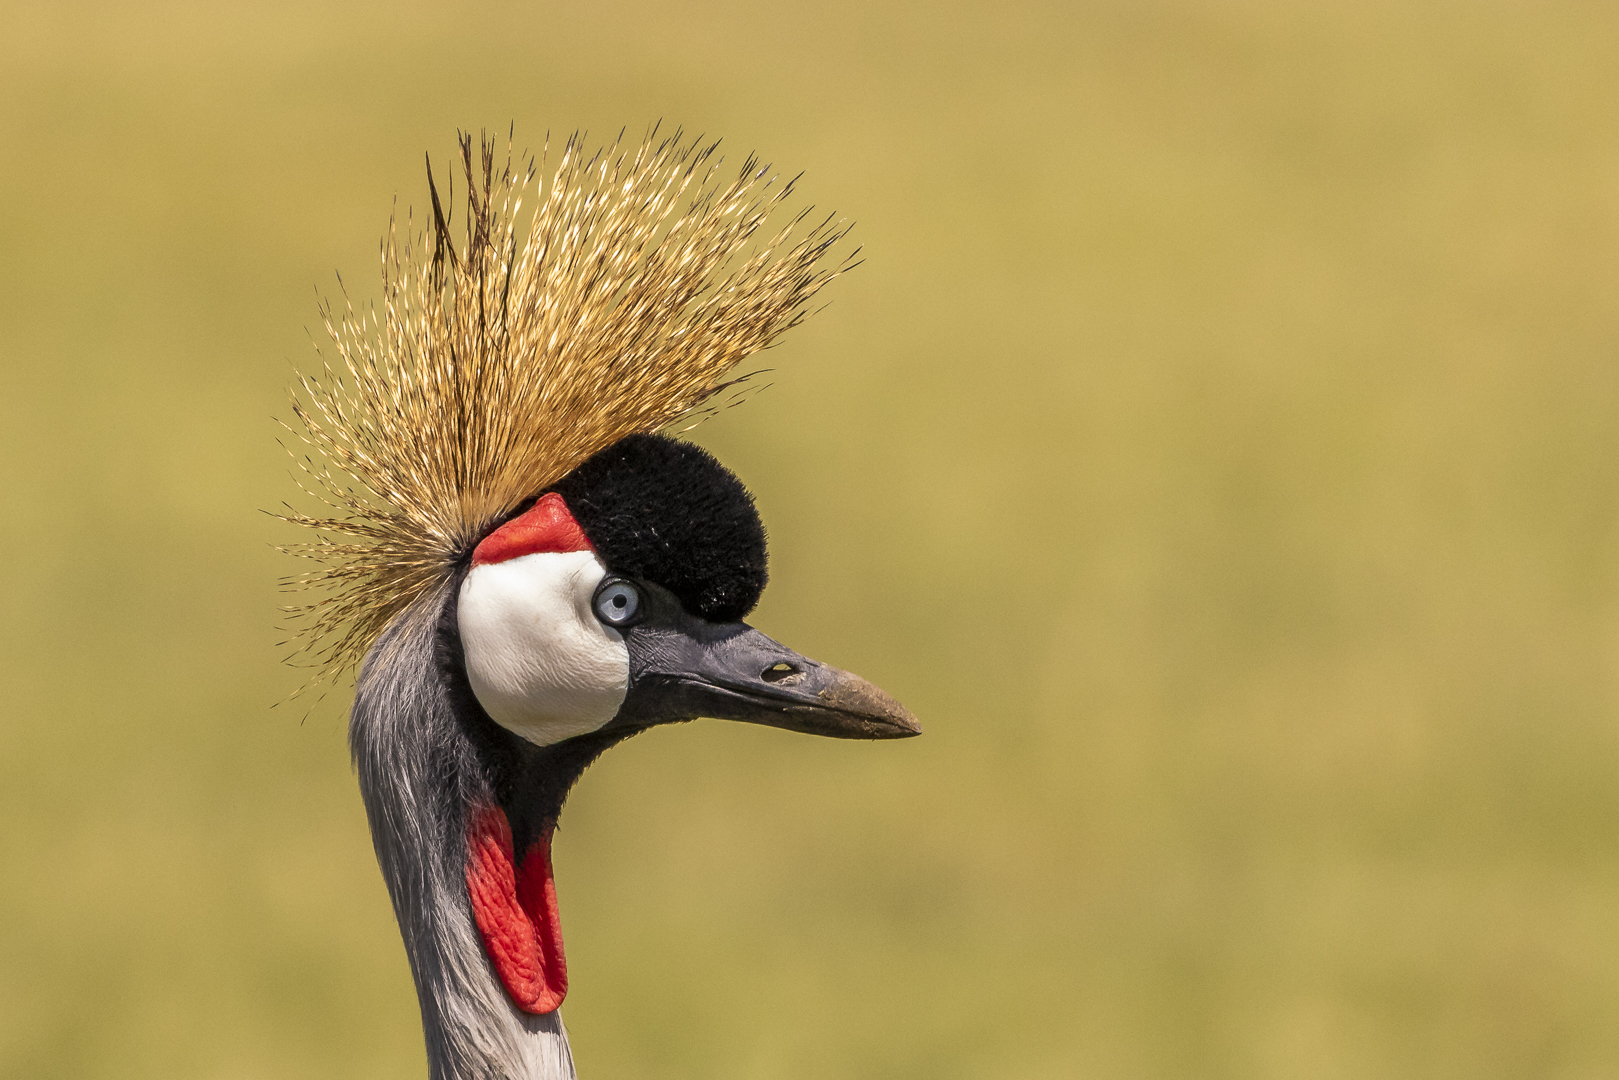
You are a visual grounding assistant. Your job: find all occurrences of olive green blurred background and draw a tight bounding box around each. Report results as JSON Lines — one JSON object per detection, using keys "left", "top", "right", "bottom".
{"left": 6, "top": 1, "right": 1619, "bottom": 1077}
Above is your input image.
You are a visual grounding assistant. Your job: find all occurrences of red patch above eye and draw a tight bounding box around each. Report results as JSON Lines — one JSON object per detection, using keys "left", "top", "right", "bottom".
{"left": 472, "top": 492, "right": 594, "bottom": 566}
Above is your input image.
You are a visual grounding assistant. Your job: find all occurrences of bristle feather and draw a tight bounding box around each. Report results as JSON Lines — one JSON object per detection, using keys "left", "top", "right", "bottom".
{"left": 279, "top": 129, "right": 852, "bottom": 682}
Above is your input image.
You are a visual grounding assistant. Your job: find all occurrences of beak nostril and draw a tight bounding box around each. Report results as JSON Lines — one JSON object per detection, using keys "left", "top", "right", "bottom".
{"left": 761, "top": 661, "right": 801, "bottom": 684}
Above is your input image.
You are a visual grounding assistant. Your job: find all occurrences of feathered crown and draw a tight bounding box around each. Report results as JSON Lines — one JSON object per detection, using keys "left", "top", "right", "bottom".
{"left": 279, "top": 129, "right": 853, "bottom": 680}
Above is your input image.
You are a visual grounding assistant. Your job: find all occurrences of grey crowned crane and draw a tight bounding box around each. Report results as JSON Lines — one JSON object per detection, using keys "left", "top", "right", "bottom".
{"left": 280, "top": 131, "right": 920, "bottom": 1080}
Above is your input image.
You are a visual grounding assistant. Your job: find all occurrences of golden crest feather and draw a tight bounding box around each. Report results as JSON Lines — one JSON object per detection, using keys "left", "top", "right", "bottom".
{"left": 279, "top": 129, "right": 854, "bottom": 680}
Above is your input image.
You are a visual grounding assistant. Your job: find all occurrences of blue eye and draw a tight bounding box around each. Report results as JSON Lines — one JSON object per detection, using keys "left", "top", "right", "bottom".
{"left": 593, "top": 579, "right": 642, "bottom": 627}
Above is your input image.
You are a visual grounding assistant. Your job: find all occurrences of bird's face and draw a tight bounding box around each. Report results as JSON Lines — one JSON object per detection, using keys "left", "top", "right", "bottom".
{"left": 458, "top": 546, "right": 628, "bottom": 747}
{"left": 457, "top": 435, "right": 920, "bottom": 750}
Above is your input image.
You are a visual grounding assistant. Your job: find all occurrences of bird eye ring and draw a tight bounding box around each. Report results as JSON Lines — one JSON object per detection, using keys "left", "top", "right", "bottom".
{"left": 593, "top": 578, "right": 642, "bottom": 628}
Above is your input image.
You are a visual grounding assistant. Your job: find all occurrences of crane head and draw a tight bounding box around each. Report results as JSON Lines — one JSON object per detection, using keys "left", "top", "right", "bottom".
{"left": 459, "top": 433, "right": 919, "bottom": 748}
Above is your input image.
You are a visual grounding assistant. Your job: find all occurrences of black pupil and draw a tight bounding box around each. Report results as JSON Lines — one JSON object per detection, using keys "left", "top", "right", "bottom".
{"left": 612, "top": 595, "right": 626, "bottom": 608}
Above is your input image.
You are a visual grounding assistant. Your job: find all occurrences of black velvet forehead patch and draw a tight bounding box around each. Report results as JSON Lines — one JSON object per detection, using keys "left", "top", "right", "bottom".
{"left": 550, "top": 434, "right": 768, "bottom": 622}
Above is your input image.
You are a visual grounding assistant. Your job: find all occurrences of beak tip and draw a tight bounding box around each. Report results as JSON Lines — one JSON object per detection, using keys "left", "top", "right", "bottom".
{"left": 880, "top": 707, "right": 923, "bottom": 739}
{"left": 821, "top": 672, "right": 923, "bottom": 740}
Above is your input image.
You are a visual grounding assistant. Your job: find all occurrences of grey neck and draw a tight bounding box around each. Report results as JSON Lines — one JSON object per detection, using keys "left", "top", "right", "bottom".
{"left": 350, "top": 587, "right": 578, "bottom": 1080}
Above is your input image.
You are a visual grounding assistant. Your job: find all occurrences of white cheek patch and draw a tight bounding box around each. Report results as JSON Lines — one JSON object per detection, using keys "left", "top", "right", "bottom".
{"left": 457, "top": 550, "right": 630, "bottom": 747}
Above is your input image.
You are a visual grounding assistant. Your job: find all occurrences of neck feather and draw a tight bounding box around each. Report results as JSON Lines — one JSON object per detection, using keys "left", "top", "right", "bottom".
{"left": 350, "top": 584, "right": 578, "bottom": 1080}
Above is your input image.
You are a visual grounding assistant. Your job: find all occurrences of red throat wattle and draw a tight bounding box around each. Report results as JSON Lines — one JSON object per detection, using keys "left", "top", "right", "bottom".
{"left": 465, "top": 806, "right": 568, "bottom": 1013}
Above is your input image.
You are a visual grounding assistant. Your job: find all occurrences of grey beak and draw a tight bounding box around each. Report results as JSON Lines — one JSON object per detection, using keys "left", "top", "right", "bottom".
{"left": 610, "top": 616, "right": 922, "bottom": 740}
